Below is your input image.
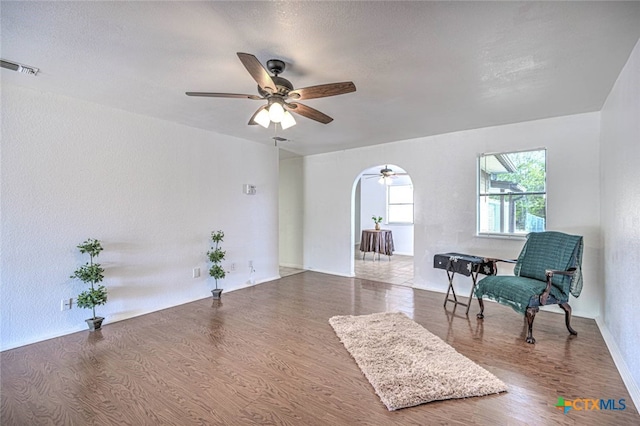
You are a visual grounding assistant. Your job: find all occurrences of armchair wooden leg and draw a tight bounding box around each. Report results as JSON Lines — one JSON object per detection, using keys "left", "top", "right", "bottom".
{"left": 559, "top": 302, "right": 578, "bottom": 336}
{"left": 476, "top": 297, "right": 485, "bottom": 319}
{"left": 525, "top": 307, "right": 539, "bottom": 344}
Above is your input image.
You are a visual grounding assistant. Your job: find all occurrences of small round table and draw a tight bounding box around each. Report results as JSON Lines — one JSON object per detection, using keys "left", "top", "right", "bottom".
{"left": 359, "top": 229, "right": 394, "bottom": 261}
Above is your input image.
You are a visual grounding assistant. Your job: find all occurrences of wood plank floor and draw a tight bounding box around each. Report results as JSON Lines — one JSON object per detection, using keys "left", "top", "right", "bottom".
{"left": 1, "top": 272, "right": 637, "bottom": 425}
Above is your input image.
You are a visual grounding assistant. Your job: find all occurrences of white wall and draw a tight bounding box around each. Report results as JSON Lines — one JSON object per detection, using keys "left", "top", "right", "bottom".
{"left": 278, "top": 156, "right": 304, "bottom": 269}
{"left": 1, "top": 84, "right": 279, "bottom": 350}
{"left": 303, "top": 112, "right": 601, "bottom": 318}
{"left": 600, "top": 39, "right": 640, "bottom": 400}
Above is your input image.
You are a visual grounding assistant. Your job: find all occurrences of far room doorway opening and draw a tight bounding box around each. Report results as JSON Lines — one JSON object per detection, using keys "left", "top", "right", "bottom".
{"left": 351, "top": 164, "right": 414, "bottom": 286}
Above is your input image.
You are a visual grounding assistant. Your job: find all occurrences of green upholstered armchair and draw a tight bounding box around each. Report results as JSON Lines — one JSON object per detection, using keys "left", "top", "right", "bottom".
{"left": 474, "top": 231, "right": 584, "bottom": 344}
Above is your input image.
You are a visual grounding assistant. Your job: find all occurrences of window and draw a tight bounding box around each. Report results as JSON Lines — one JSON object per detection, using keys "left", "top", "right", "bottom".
{"left": 478, "top": 149, "right": 546, "bottom": 236}
{"left": 387, "top": 184, "right": 414, "bottom": 224}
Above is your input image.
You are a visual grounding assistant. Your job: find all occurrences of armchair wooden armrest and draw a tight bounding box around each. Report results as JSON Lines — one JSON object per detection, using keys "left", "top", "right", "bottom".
{"left": 545, "top": 267, "right": 577, "bottom": 277}
{"left": 488, "top": 258, "right": 517, "bottom": 264}
{"left": 540, "top": 267, "right": 577, "bottom": 305}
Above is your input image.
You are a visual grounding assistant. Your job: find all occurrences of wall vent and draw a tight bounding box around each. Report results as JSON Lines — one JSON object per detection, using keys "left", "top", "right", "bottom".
{"left": 1, "top": 59, "right": 39, "bottom": 76}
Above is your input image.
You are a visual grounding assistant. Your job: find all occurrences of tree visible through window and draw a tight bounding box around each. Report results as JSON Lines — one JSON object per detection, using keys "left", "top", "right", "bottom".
{"left": 387, "top": 184, "right": 414, "bottom": 224}
{"left": 478, "top": 149, "right": 546, "bottom": 235}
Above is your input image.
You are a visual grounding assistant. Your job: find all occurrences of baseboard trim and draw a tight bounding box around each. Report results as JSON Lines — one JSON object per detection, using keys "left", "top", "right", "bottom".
{"left": 595, "top": 316, "right": 640, "bottom": 414}
{"left": 279, "top": 262, "right": 304, "bottom": 269}
{"left": 303, "top": 267, "right": 354, "bottom": 278}
{"left": 223, "top": 275, "right": 281, "bottom": 291}
{"left": 1, "top": 326, "right": 87, "bottom": 352}
{"left": 257, "top": 275, "right": 281, "bottom": 285}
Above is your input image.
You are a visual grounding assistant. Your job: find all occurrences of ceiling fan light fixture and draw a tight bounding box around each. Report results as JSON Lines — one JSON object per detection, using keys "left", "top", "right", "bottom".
{"left": 280, "top": 111, "right": 296, "bottom": 130}
{"left": 254, "top": 108, "right": 271, "bottom": 128}
{"left": 268, "top": 101, "right": 285, "bottom": 123}
{"left": 187, "top": 53, "right": 355, "bottom": 129}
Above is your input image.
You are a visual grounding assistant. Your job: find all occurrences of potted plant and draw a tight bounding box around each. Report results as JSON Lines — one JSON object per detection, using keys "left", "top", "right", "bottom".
{"left": 208, "top": 230, "right": 227, "bottom": 299}
{"left": 70, "top": 238, "right": 107, "bottom": 331}
{"left": 372, "top": 215, "right": 383, "bottom": 231}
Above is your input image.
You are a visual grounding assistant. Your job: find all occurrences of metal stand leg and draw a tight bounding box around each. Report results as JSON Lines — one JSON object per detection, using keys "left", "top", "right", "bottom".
{"left": 465, "top": 270, "right": 480, "bottom": 315}
{"left": 444, "top": 270, "right": 459, "bottom": 307}
{"left": 444, "top": 269, "right": 480, "bottom": 315}
{"left": 438, "top": 254, "right": 495, "bottom": 317}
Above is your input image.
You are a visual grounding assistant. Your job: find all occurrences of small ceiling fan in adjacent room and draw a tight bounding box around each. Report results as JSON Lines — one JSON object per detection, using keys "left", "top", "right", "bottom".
{"left": 186, "top": 52, "right": 356, "bottom": 130}
{"left": 364, "top": 165, "right": 404, "bottom": 185}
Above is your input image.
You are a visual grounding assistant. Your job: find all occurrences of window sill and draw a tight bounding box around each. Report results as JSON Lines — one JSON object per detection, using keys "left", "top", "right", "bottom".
{"left": 476, "top": 233, "right": 527, "bottom": 241}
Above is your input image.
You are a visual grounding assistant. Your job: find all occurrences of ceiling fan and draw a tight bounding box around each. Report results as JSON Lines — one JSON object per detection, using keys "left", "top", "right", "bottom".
{"left": 365, "top": 165, "right": 396, "bottom": 179}
{"left": 364, "top": 165, "right": 406, "bottom": 184}
{"left": 186, "top": 52, "right": 356, "bottom": 129}
{"left": 378, "top": 166, "right": 396, "bottom": 178}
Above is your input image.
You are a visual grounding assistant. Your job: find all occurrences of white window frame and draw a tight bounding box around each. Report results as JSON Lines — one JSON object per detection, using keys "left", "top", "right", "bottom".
{"left": 477, "top": 148, "right": 546, "bottom": 237}
{"left": 387, "top": 184, "right": 414, "bottom": 225}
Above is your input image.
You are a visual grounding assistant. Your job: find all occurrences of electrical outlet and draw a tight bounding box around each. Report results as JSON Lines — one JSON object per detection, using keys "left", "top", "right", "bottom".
{"left": 230, "top": 263, "right": 236, "bottom": 271}
{"left": 193, "top": 267, "right": 200, "bottom": 278}
{"left": 61, "top": 298, "right": 73, "bottom": 311}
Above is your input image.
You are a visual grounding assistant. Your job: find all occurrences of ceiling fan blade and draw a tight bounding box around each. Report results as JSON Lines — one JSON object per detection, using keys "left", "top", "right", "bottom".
{"left": 286, "top": 102, "right": 333, "bottom": 124}
{"left": 237, "top": 52, "right": 276, "bottom": 93}
{"left": 186, "top": 92, "right": 263, "bottom": 100}
{"left": 288, "top": 82, "right": 356, "bottom": 100}
{"left": 247, "top": 105, "right": 268, "bottom": 125}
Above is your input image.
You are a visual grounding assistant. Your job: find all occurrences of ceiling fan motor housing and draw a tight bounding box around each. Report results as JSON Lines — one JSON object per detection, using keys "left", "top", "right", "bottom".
{"left": 258, "top": 75, "right": 294, "bottom": 97}
{"left": 266, "top": 59, "right": 286, "bottom": 75}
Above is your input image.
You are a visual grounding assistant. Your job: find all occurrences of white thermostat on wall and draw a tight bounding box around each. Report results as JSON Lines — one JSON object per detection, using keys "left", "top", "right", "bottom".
{"left": 243, "top": 184, "right": 256, "bottom": 195}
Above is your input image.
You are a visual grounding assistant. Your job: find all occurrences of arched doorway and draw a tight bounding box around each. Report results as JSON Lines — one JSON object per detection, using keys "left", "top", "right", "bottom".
{"left": 351, "top": 164, "right": 414, "bottom": 285}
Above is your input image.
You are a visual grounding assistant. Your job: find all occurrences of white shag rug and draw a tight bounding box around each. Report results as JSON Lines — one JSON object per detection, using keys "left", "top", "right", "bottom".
{"left": 329, "top": 312, "right": 507, "bottom": 411}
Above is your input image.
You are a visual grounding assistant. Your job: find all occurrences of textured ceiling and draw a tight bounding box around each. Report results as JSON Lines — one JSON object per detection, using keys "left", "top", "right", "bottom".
{"left": 2, "top": 1, "right": 639, "bottom": 157}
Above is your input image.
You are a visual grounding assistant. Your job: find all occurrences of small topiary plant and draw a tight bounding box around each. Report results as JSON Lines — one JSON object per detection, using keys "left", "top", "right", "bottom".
{"left": 71, "top": 238, "right": 107, "bottom": 321}
{"left": 207, "top": 230, "right": 227, "bottom": 298}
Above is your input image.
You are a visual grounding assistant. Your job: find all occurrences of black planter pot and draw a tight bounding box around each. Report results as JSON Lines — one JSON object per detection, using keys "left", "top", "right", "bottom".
{"left": 211, "top": 289, "right": 223, "bottom": 300}
{"left": 85, "top": 317, "right": 104, "bottom": 331}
